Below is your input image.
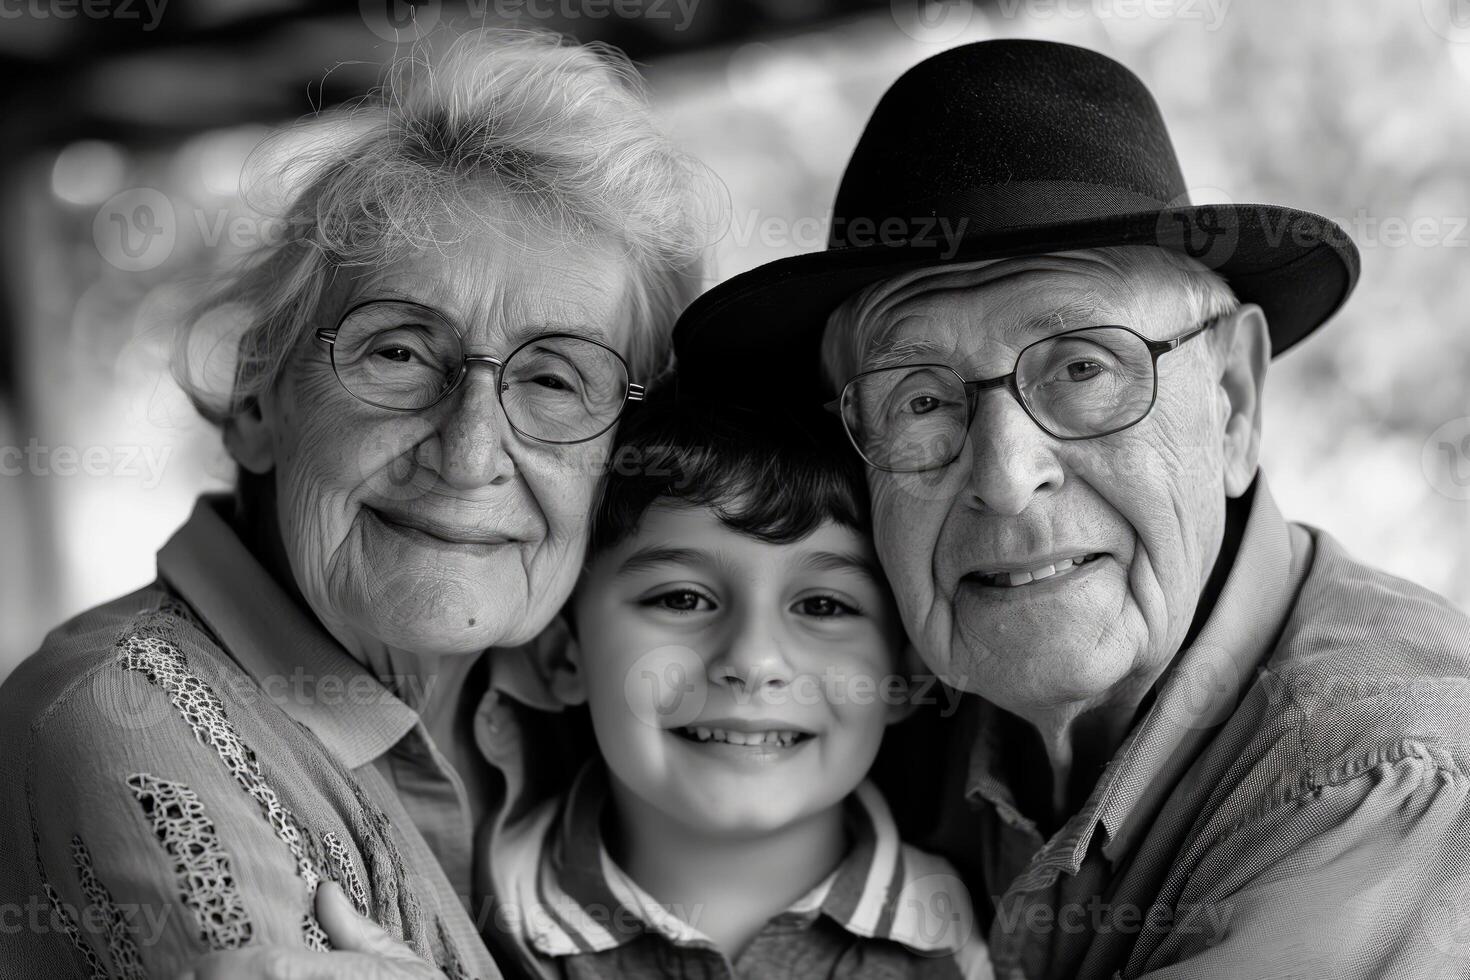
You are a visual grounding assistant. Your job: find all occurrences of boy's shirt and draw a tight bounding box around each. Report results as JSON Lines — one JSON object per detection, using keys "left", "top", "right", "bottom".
{"left": 490, "top": 762, "right": 995, "bottom": 980}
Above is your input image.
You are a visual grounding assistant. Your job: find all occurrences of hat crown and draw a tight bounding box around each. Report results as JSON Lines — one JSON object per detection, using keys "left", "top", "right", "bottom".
{"left": 830, "top": 40, "right": 1188, "bottom": 247}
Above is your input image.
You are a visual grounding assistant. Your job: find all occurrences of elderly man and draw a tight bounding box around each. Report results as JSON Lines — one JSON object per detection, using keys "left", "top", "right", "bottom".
{"left": 675, "top": 40, "right": 1470, "bottom": 980}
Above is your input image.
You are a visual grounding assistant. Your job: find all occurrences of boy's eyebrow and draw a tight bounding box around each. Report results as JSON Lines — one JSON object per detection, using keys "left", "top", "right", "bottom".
{"left": 616, "top": 545, "right": 709, "bottom": 575}
{"left": 800, "top": 549, "right": 885, "bottom": 583}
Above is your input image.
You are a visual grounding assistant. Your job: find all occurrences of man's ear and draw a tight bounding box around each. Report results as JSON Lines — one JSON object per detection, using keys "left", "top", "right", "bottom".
{"left": 1213, "top": 304, "right": 1270, "bottom": 498}
{"left": 222, "top": 397, "right": 276, "bottom": 475}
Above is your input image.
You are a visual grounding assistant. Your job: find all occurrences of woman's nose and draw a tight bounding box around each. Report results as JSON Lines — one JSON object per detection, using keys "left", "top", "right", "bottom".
{"left": 707, "top": 610, "right": 797, "bottom": 695}
{"left": 431, "top": 368, "right": 516, "bottom": 490}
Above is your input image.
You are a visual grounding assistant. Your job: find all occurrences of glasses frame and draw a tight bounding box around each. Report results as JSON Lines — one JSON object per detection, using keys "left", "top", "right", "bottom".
{"left": 315, "top": 299, "right": 645, "bottom": 446}
{"left": 830, "top": 319, "right": 1219, "bottom": 473}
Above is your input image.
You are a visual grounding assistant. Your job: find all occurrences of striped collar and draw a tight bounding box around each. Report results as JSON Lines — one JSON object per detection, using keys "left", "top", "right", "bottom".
{"left": 523, "top": 764, "right": 975, "bottom": 958}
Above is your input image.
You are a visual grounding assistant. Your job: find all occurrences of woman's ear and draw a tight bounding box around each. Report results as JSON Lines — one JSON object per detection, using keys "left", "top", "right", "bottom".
{"left": 547, "top": 630, "right": 588, "bottom": 707}
{"left": 885, "top": 642, "right": 927, "bottom": 726}
{"left": 223, "top": 398, "right": 276, "bottom": 475}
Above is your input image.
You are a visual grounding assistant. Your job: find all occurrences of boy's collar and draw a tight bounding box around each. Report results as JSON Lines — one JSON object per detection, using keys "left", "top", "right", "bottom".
{"left": 525, "top": 764, "right": 976, "bottom": 958}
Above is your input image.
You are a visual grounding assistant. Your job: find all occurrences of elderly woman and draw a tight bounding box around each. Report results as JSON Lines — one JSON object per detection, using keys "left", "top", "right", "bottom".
{"left": 0, "top": 30, "right": 713, "bottom": 980}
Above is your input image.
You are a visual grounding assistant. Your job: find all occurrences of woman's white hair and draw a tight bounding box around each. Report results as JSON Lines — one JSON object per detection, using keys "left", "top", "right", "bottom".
{"left": 176, "top": 28, "right": 721, "bottom": 423}
{"left": 820, "top": 245, "right": 1241, "bottom": 393}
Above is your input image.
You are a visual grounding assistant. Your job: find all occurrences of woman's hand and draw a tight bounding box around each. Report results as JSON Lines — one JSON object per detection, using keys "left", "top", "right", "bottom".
{"left": 181, "top": 882, "right": 447, "bottom": 980}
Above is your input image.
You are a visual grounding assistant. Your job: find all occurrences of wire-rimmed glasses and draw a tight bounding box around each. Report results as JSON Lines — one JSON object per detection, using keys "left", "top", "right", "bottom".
{"left": 316, "top": 299, "right": 644, "bottom": 445}
{"left": 832, "top": 320, "right": 1217, "bottom": 473}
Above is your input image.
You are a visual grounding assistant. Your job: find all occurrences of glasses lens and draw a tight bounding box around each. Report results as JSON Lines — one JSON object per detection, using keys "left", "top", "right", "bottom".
{"left": 841, "top": 366, "right": 969, "bottom": 471}
{"left": 1016, "top": 327, "right": 1156, "bottom": 438}
{"left": 502, "top": 335, "right": 629, "bottom": 443}
{"left": 331, "top": 302, "right": 462, "bottom": 410}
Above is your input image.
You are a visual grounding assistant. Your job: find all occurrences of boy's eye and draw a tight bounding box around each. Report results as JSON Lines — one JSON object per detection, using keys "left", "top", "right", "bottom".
{"left": 795, "top": 595, "right": 857, "bottom": 618}
{"left": 644, "top": 589, "right": 715, "bottom": 613}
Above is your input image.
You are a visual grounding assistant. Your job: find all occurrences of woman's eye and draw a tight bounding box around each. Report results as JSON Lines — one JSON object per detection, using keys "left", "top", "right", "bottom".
{"left": 532, "top": 373, "right": 575, "bottom": 391}
{"left": 372, "top": 346, "right": 416, "bottom": 363}
{"left": 1064, "top": 359, "right": 1103, "bottom": 381}
{"left": 645, "top": 590, "right": 713, "bottom": 613}
{"left": 796, "top": 595, "right": 857, "bottom": 618}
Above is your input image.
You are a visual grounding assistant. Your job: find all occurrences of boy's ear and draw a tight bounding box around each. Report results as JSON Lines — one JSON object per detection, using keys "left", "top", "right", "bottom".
{"left": 223, "top": 397, "right": 276, "bottom": 475}
{"left": 547, "top": 630, "right": 587, "bottom": 707}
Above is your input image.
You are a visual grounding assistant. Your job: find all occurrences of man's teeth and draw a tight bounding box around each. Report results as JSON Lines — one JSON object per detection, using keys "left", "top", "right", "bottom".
{"left": 680, "top": 727, "right": 805, "bottom": 747}
{"left": 976, "top": 553, "right": 1100, "bottom": 588}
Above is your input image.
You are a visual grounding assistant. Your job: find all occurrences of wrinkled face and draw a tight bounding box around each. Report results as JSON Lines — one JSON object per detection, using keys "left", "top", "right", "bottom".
{"left": 240, "top": 226, "right": 635, "bottom": 657}
{"left": 569, "top": 503, "right": 907, "bottom": 838}
{"left": 840, "top": 253, "right": 1253, "bottom": 719}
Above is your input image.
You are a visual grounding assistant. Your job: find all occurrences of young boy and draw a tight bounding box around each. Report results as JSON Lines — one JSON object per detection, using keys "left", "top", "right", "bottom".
{"left": 491, "top": 394, "right": 992, "bottom": 980}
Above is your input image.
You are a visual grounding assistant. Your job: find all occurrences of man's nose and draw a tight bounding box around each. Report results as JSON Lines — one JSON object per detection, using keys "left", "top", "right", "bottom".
{"left": 708, "top": 608, "right": 797, "bottom": 696}
{"left": 430, "top": 366, "right": 516, "bottom": 490}
{"left": 963, "top": 388, "right": 1065, "bottom": 516}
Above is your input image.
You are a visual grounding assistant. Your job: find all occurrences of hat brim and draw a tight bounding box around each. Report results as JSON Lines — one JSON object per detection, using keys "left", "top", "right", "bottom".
{"left": 674, "top": 203, "right": 1359, "bottom": 402}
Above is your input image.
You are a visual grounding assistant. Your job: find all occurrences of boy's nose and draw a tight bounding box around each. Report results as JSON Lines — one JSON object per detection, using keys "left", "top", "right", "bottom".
{"left": 708, "top": 611, "right": 796, "bottom": 694}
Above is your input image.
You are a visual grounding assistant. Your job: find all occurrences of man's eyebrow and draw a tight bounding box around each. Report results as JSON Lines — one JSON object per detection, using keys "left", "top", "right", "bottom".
{"left": 799, "top": 548, "right": 885, "bottom": 583}
{"left": 863, "top": 335, "right": 954, "bottom": 371}
{"left": 862, "top": 300, "right": 1113, "bottom": 371}
{"left": 617, "top": 545, "right": 708, "bottom": 575}
{"left": 1016, "top": 300, "right": 1114, "bottom": 337}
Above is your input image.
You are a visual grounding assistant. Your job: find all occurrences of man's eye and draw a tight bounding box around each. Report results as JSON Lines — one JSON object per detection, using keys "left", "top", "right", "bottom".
{"left": 906, "top": 394, "right": 943, "bottom": 414}
{"left": 645, "top": 590, "right": 713, "bottom": 613}
{"left": 796, "top": 595, "right": 857, "bottom": 618}
{"left": 1064, "top": 359, "right": 1103, "bottom": 381}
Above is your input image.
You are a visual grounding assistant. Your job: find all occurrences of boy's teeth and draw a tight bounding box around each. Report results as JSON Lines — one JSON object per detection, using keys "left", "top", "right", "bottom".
{"left": 681, "top": 727, "right": 803, "bottom": 747}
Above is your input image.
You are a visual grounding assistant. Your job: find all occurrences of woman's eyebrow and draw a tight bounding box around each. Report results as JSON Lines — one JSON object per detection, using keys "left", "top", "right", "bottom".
{"left": 799, "top": 549, "right": 884, "bottom": 583}
{"left": 617, "top": 545, "right": 709, "bottom": 575}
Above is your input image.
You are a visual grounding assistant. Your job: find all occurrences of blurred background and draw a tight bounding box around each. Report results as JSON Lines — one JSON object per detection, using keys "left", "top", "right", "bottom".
{"left": 2, "top": 0, "right": 1468, "bottom": 679}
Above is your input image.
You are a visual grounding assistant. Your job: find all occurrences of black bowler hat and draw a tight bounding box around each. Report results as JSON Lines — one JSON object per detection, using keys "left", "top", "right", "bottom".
{"left": 674, "top": 39, "right": 1359, "bottom": 401}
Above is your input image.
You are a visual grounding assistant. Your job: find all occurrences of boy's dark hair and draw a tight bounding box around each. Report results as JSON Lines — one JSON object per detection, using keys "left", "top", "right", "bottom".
{"left": 590, "top": 388, "right": 872, "bottom": 554}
